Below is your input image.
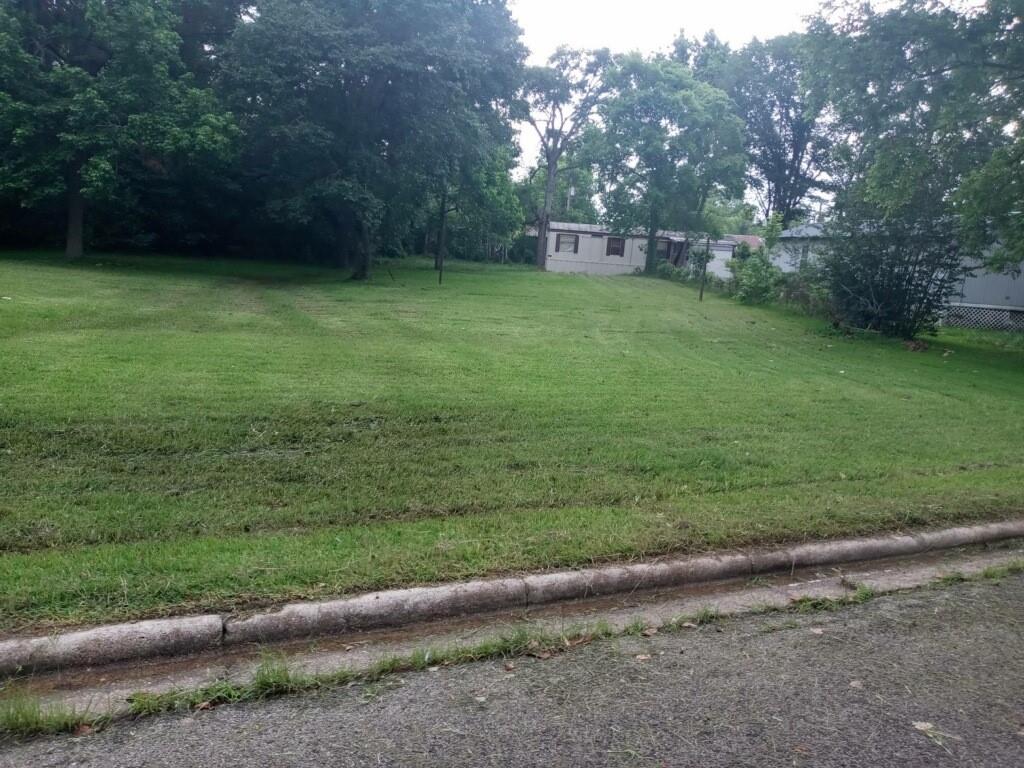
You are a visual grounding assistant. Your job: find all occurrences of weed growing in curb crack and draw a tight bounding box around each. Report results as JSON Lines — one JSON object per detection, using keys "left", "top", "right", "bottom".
{"left": 979, "top": 561, "right": 1024, "bottom": 581}
{"left": 0, "top": 694, "right": 107, "bottom": 740}
{"left": 788, "top": 584, "right": 876, "bottom": 613}
{"left": 932, "top": 560, "right": 1024, "bottom": 588}
{"left": 125, "top": 625, "right": 618, "bottom": 721}
{"left": 622, "top": 618, "right": 649, "bottom": 636}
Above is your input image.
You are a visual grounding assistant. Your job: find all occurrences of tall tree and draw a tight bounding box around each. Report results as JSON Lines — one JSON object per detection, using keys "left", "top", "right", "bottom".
{"left": 0, "top": 0, "right": 235, "bottom": 259}
{"left": 595, "top": 54, "right": 746, "bottom": 273}
{"left": 679, "top": 31, "right": 831, "bottom": 226}
{"left": 517, "top": 48, "right": 612, "bottom": 270}
{"left": 218, "top": 0, "right": 524, "bottom": 278}
{"left": 723, "top": 35, "right": 830, "bottom": 226}
{"left": 517, "top": 154, "right": 600, "bottom": 232}
{"left": 807, "top": 1, "right": 1005, "bottom": 336}
{"left": 173, "top": 0, "right": 247, "bottom": 82}
{"left": 808, "top": 1, "right": 1023, "bottom": 270}
{"left": 943, "top": 0, "right": 1024, "bottom": 274}
{"left": 440, "top": 148, "right": 524, "bottom": 265}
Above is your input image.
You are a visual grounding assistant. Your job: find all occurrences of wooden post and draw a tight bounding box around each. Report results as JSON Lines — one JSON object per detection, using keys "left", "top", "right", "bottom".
{"left": 698, "top": 235, "right": 710, "bottom": 302}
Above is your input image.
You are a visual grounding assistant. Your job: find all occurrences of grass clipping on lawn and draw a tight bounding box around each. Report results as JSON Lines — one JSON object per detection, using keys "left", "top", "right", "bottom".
{"left": 0, "top": 253, "right": 1023, "bottom": 630}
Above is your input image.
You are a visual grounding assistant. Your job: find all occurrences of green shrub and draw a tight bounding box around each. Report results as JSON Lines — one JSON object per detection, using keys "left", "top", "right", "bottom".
{"left": 655, "top": 260, "right": 680, "bottom": 280}
{"left": 779, "top": 263, "right": 831, "bottom": 316}
{"left": 730, "top": 250, "right": 782, "bottom": 304}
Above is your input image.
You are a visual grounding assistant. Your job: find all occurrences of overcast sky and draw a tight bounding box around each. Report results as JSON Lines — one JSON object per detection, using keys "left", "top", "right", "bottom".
{"left": 509, "top": 0, "right": 826, "bottom": 64}
{"left": 509, "top": 0, "right": 826, "bottom": 167}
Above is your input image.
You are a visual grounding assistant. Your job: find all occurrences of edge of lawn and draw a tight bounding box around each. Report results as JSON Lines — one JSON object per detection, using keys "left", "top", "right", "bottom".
{"left": 2, "top": 464, "right": 1024, "bottom": 636}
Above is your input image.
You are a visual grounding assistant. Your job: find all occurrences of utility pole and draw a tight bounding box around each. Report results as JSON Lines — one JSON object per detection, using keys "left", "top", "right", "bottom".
{"left": 699, "top": 235, "right": 710, "bottom": 303}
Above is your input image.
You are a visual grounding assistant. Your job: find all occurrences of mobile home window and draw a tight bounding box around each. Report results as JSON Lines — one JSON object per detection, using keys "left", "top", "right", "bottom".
{"left": 606, "top": 237, "right": 625, "bottom": 257}
{"left": 555, "top": 234, "right": 579, "bottom": 253}
{"left": 656, "top": 239, "right": 670, "bottom": 259}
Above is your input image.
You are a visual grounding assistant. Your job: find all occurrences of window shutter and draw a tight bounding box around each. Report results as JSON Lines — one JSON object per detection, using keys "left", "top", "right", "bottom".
{"left": 573, "top": 236, "right": 579, "bottom": 254}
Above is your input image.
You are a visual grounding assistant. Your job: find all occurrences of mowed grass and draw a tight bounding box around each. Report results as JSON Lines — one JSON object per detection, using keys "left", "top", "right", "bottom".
{"left": 1, "top": 252, "right": 1023, "bottom": 632}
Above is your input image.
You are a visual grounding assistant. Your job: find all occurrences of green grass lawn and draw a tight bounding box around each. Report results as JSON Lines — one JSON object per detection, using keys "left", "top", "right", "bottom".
{"left": 2, "top": 252, "right": 1023, "bottom": 632}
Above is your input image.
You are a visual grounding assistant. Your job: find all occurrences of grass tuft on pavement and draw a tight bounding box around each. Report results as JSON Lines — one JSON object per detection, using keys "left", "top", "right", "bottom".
{"left": 0, "top": 693, "right": 106, "bottom": 740}
{"left": 125, "top": 625, "right": 618, "bottom": 719}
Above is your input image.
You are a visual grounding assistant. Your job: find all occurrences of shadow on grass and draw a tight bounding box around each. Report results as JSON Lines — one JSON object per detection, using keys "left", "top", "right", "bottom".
{"left": 0, "top": 250, "right": 535, "bottom": 288}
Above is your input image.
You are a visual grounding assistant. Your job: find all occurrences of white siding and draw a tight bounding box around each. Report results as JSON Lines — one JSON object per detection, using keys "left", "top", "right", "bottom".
{"left": 544, "top": 223, "right": 737, "bottom": 277}
{"left": 954, "top": 260, "right": 1024, "bottom": 309}
{"left": 769, "top": 239, "right": 827, "bottom": 273}
{"left": 705, "top": 244, "right": 742, "bottom": 280}
{"left": 545, "top": 229, "right": 646, "bottom": 275}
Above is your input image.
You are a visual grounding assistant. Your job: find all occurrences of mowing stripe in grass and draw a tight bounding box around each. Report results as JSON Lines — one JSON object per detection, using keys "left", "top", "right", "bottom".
{"left": 2, "top": 467, "right": 1024, "bottom": 633}
{"left": 2, "top": 253, "right": 1023, "bottom": 630}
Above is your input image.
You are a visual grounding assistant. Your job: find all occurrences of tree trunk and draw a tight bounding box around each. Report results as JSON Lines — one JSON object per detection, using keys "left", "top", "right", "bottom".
{"left": 434, "top": 187, "right": 448, "bottom": 270}
{"left": 535, "top": 155, "right": 559, "bottom": 271}
{"left": 645, "top": 207, "right": 659, "bottom": 274}
{"left": 65, "top": 172, "right": 85, "bottom": 260}
{"left": 699, "top": 235, "right": 710, "bottom": 302}
{"left": 437, "top": 197, "right": 449, "bottom": 286}
{"left": 350, "top": 221, "right": 372, "bottom": 281}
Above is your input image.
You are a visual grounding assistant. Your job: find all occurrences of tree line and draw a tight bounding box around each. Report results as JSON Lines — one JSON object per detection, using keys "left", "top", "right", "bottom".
{"left": 1, "top": 1, "right": 1022, "bottom": 336}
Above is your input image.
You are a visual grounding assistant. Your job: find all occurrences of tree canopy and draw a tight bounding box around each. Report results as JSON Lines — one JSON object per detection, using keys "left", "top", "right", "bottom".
{"left": 1, "top": 0, "right": 1021, "bottom": 321}
{"left": 595, "top": 53, "right": 746, "bottom": 271}
{"left": 0, "top": 0, "right": 236, "bottom": 258}
{"left": 808, "top": 0, "right": 1021, "bottom": 274}
{"left": 802, "top": 0, "right": 1020, "bottom": 336}
{"left": 516, "top": 47, "right": 612, "bottom": 269}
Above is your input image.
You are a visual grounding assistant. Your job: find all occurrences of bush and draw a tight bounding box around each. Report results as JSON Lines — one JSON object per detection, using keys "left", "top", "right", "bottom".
{"left": 656, "top": 260, "right": 683, "bottom": 281}
{"left": 826, "top": 187, "right": 970, "bottom": 339}
{"left": 655, "top": 254, "right": 723, "bottom": 289}
{"left": 779, "top": 263, "right": 831, "bottom": 316}
{"left": 730, "top": 250, "right": 782, "bottom": 304}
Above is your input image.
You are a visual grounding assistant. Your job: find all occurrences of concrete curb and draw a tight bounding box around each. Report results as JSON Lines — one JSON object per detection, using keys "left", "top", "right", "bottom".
{"left": 0, "top": 616, "right": 223, "bottom": 677}
{"left": 3, "top": 519, "right": 1023, "bottom": 676}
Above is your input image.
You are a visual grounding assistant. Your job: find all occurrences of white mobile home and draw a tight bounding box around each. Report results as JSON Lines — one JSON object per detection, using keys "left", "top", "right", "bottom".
{"left": 948, "top": 259, "right": 1024, "bottom": 330}
{"left": 771, "top": 224, "right": 1024, "bottom": 330}
{"left": 771, "top": 224, "right": 827, "bottom": 273}
{"left": 543, "top": 221, "right": 738, "bottom": 277}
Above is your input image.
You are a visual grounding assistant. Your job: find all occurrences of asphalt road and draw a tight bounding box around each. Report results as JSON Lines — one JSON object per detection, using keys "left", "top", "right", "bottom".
{"left": 6, "top": 576, "right": 1024, "bottom": 768}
